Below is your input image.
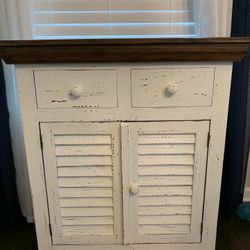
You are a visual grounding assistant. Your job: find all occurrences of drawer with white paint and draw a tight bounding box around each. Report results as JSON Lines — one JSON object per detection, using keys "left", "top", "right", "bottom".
{"left": 131, "top": 67, "right": 215, "bottom": 108}
{"left": 34, "top": 70, "right": 118, "bottom": 109}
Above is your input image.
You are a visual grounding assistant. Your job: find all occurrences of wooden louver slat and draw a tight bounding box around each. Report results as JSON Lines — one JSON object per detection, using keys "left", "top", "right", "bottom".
{"left": 56, "top": 133, "right": 114, "bottom": 235}
{"left": 137, "top": 133, "right": 194, "bottom": 236}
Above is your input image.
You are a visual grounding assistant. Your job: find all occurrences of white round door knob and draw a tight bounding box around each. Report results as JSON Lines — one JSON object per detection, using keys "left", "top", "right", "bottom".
{"left": 165, "top": 83, "right": 178, "bottom": 95}
{"left": 130, "top": 183, "right": 139, "bottom": 195}
{"left": 70, "top": 85, "right": 83, "bottom": 97}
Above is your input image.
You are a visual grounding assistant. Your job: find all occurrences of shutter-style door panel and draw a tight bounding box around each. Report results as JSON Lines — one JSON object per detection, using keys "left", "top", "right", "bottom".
{"left": 121, "top": 121, "right": 209, "bottom": 244}
{"left": 40, "top": 122, "right": 122, "bottom": 245}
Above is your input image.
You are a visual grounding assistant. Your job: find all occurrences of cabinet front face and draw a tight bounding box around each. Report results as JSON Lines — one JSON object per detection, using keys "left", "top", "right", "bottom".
{"left": 40, "top": 122, "right": 123, "bottom": 245}
{"left": 41, "top": 121, "right": 209, "bottom": 246}
{"left": 15, "top": 62, "right": 233, "bottom": 250}
{"left": 121, "top": 121, "right": 209, "bottom": 244}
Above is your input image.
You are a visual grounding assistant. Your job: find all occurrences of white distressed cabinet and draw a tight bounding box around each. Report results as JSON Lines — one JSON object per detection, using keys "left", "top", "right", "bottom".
{"left": 0, "top": 39, "right": 249, "bottom": 250}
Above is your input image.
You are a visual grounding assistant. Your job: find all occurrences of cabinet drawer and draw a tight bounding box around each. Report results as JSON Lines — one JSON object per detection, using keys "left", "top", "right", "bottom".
{"left": 34, "top": 70, "right": 118, "bottom": 109}
{"left": 131, "top": 67, "right": 215, "bottom": 108}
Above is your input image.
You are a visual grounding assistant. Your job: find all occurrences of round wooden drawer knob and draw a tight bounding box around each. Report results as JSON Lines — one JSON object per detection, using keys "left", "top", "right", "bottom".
{"left": 166, "top": 83, "right": 178, "bottom": 95}
{"left": 130, "top": 183, "right": 139, "bottom": 195}
{"left": 70, "top": 86, "right": 83, "bottom": 97}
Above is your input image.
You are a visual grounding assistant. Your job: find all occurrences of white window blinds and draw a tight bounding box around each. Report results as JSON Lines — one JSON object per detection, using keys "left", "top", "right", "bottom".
{"left": 33, "top": 0, "right": 196, "bottom": 39}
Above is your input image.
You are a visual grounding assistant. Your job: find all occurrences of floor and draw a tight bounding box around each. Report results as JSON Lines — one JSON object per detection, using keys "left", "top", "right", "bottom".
{"left": 0, "top": 217, "right": 37, "bottom": 250}
{"left": 216, "top": 216, "right": 250, "bottom": 250}
{"left": 0, "top": 216, "right": 249, "bottom": 250}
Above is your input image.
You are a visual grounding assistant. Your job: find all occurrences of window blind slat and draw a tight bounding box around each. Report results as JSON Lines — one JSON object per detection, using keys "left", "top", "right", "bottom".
{"left": 34, "top": 0, "right": 108, "bottom": 11}
{"left": 35, "top": 11, "right": 193, "bottom": 24}
{"left": 109, "top": 0, "right": 171, "bottom": 11}
{"left": 34, "top": 0, "right": 193, "bottom": 11}
{"left": 110, "top": 27, "right": 194, "bottom": 36}
{"left": 109, "top": 0, "right": 193, "bottom": 11}
{"left": 169, "top": 0, "right": 193, "bottom": 10}
{"left": 110, "top": 11, "right": 193, "bottom": 23}
{"left": 110, "top": 23, "right": 195, "bottom": 36}
{"left": 35, "top": 23, "right": 195, "bottom": 36}
{"left": 170, "top": 24, "right": 195, "bottom": 35}
{"left": 35, "top": 12, "right": 108, "bottom": 24}
{"left": 36, "top": 24, "right": 109, "bottom": 36}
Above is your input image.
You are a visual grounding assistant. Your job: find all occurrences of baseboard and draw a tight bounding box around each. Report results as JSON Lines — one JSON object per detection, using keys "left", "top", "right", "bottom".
{"left": 243, "top": 187, "right": 250, "bottom": 202}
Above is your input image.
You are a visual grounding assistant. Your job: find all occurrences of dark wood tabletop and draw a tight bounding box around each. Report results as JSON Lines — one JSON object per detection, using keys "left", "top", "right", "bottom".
{"left": 0, "top": 38, "right": 250, "bottom": 64}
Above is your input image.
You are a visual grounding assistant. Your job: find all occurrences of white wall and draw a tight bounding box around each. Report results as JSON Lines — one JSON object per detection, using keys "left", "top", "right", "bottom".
{"left": 0, "top": 0, "right": 8, "bottom": 39}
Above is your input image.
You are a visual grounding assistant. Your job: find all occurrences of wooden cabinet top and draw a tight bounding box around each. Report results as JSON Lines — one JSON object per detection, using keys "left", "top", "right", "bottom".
{"left": 0, "top": 38, "right": 250, "bottom": 64}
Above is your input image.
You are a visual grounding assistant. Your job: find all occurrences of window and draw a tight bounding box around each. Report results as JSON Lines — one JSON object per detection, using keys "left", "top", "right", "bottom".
{"left": 32, "top": 0, "right": 197, "bottom": 39}
{"left": 1, "top": 0, "right": 233, "bottom": 40}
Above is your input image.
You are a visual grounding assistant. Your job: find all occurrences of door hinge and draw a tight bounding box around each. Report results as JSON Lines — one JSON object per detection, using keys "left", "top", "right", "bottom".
{"left": 207, "top": 132, "right": 211, "bottom": 148}
{"left": 200, "top": 222, "right": 203, "bottom": 235}
{"left": 48, "top": 223, "right": 52, "bottom": 236}
{"left": 40, "top": 134, "right": 43, "bottom": 149}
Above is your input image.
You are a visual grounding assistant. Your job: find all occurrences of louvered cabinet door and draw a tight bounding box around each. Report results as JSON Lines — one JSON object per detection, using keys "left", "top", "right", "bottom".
{"left": 40, "top": 122, "right": 122, "bottom": 245}
{"left": 121, "top": 121, "right": 209, "bottom": 244}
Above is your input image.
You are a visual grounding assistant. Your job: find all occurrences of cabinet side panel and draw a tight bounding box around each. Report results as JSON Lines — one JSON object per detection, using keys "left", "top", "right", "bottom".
{"left": 15, "top": 67, "right": 53, "bottom": 250}
{"left": 202, "top": 63, "right": 233, "bottom": 249}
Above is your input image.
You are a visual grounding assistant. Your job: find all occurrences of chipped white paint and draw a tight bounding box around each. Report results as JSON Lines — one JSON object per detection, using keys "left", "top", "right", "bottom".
{"left": 34, "top": 69, "right": 118, "bottom": 108}
{"left": 15, "top": 62, "right": 233, "bottom": 250}
{"left": 131, "top": 67, "right": 215, "bottom": 107}
{"left": 15, "top": 68, "right": 52, "bottom": 250}
{"left": 121, "top": 121, "right": 209, "bottom": 244}
{"left": 40, "top": 122, "right": 122, "bottom": 245}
